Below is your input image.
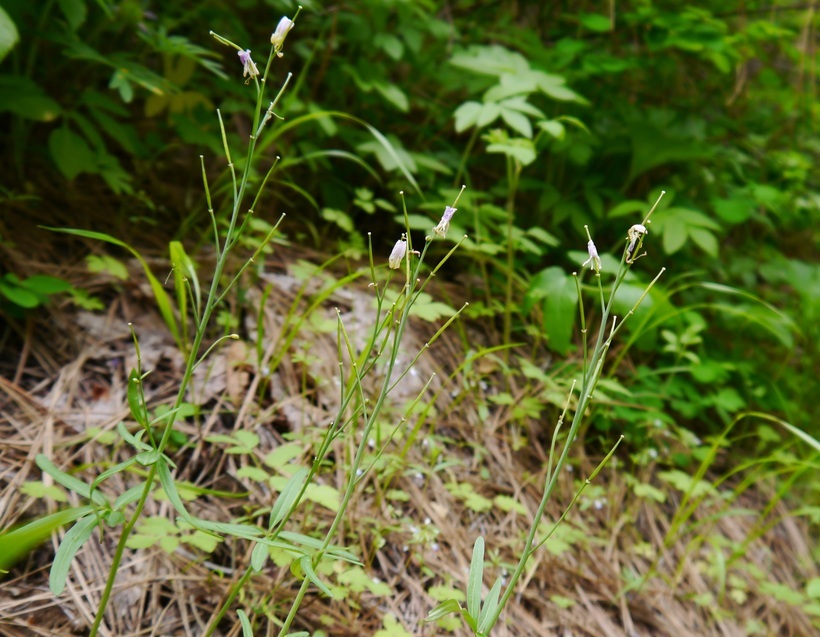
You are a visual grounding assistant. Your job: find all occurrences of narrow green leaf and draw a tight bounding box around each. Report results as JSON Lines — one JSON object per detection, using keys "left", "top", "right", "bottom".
{"left": 113, "top": 483, "right": 149, "bottom": 511}
{"left": 467, "top": 536, "right": 485, "bottom": 620}
{"left": 477, "top": 576, "right": 504, "bottom": 633}
{"left": 35, "top": 455, "right": 107, "bottom": 507}
{"left": 298, "top": 555, "right": 333, "bottom": 597}
{"left": 250, "top": 541, "right": 269, "bottom": 572}
{"left": 89, "top": 457, "right": 138, "bottom": 500}
{"left": 50, "top": 514, "right": 99, "bottom": 595}
{"left": 237, "top": 609, "right": 254, "bottom": 637}
{"left": 169, "top": 241, "right": 201, "bottom": 317}
{"left": 270, "top": 467, "right": 308, "bottom": 528}
{"left": 425, "top": 599, "right": 463, "bottom": 622}
{"left": 127, "top": 369, "right": 147, "bottom": 427}
{"left": 0, "top": 506, "right": 93, "bottom": 572}
{"left": 156, "top": 456, "right": 193, "bottom": 523}
{"left": 41, "top": 228, "right": 181, "bottom": 347}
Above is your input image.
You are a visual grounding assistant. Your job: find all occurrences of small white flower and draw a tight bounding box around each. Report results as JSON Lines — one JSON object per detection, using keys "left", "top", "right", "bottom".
{"left": 388, "top": 238, "right": 407, "bottom": 269}
{"left": 270, "top": 17, "right": 294, "bottom": 50}
{"left": 583, "top": 239, "right": 601, "bottom": 272}
{"left": 626, "top": 223, "right": 648, "bottom": 263}
{"left": 238, "top": 50, "right": 259, "bottom": 80}
{"left": 433, "top": 206, "right": 457, "bottom": 237}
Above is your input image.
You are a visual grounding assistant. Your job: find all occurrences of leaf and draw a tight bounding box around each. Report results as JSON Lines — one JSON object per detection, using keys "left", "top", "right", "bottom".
{"left": 35, "top": 455, "right": 107, "bottom": 507}
{"left": 42, "top": 228, "right": 181, "bottom": 347}
{"left": 373, "top": 82, "right": 409, "bottom": 112}
{"left": 632, "top": 482, "right": 666, "bottom": 502}
{"left": 127, "top": 369, "right": 148, "bottom": 427}
{"left": 57, "top": 0, "right": 87, "bottom": 30}
{"left": 269, "top": 467, "right": 308, "bottom": 528}
{"left": 579, "top": 13, "right": 612, "bottom": 32}
{"left": 0, "top": 506, "right": 93, "bottom": 572}
{"left": 156, "top": 456, "right": 193, "bottom": 523}
{"left": 467, "top": 536, "right": 484, "bottom": 619}
{"left": 50, "top": 514, "right": 99, "bottom": 595}
{"left": 538, "top": 119, "right": 565, "bottom": 140}
{"left": 662, "top": 214, "right": 687, "bottom": 254}
{"left": 688, "top": 227, "right": 718, "bottom": 257}
{"left": 425, "top": 598, "right": 465, "bottom": 622}
{"left": 48, "top": 128, "right": 97, "bottom": 180}
{"left": 298, "top": 555, "right": 333, "bottom": 597}
{"left": 20, "top": 275, "right": 72, "bottom": 295}
{"left": 237, "top": 609, "right": 254, "bottom": 637}
{"left": 477, "top": 576, "right": 503, "bottom": 633}
{"left": 169, "top": 240, "right": 201, "bottom": 319}
{"left": 528, "top": 267, "right": 577, "bottom": 356}
{"left": 0, "top": 278, "right": 40, "bottom": 307}
{"left": 0, "top": 7, "right": 19, "bottom": 63}
{"left": 500, "top": 108, "right": 532, "bottom": 138}
{"left": 0, "top": 75, "right": 60, "bottom": 120}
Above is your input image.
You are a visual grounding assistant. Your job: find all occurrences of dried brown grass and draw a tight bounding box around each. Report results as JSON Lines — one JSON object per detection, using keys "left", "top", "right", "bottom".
{"left": 0, "top": 250, "right": 816, "bottom": 637}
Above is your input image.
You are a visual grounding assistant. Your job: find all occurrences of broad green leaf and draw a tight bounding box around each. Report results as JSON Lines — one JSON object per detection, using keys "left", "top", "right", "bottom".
{"left": 57, "top": 0, "right": 87, "bottom": 30}
{"left": 538, "top": 119, "right": 565, "bottom": 140}
{"left": 688, "top": 227, "right": 718, "bottom": 257}
{"left": 608, "top": 200, "right": 647, "bottom": 218}
{"left": 529, "top": 267, "right": 577, "bottom": 355}
{"left": 0, "top": 279, "right": 39, "bottom": 307}
{"left": 20, "top": 275, "right": 72, "bottom": 295}
{"left": 0, "top": 75, "right": 60, "bottom": 120}
{"left": 48, "top": 128, "right": 97, "bottom": 180}
{"left": 467, "top": 536, "right": 484, "bottom": 619}
{"left": 477, "top": 102, "right": 502, "bottom": 128}
{"left": 0, "top": 7, "right": 19, "bottom": 63}
{"left": 485, "top": 138, "right": 536, "bottom": 165}
{"left": 579, "top": 13, "right": 612, "bottom": 32}
{"left": 632, "top": 482, "right": 666, "bottom": 502}
{"left": 500, "top": 108, "right": 532, "bottom": 138}
{"left": 50, "top": 514, "right": 99, "bottom": 594}
{"left": 374, "top": 82, "right": 409, "bottom": 112}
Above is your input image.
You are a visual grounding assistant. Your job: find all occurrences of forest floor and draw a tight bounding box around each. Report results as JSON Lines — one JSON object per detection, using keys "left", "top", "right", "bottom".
{"left": 0, "top": 240, "right": 817, "bottom": 637}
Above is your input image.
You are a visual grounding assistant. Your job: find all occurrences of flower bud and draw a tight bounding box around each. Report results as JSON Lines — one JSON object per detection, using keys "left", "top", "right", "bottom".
{"left": 388, "top": 239, "right": 407, "bottom": 269}
{"left": 271, "top": 17, "right": 294, "bottom": 48}
{"left": 583, "top": 239, "right": 601, "bottom": 272}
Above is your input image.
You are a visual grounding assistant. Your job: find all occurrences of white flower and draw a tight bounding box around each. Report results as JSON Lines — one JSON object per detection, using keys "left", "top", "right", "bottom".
{"left": 583, "top": 239, "right": 601, "bottom": 272}
{"left": 388, "top": 239, "right": 407, "bottom": 269}
{"left": 237, "top": 49, "right": 259, "bottom": 80}
{"left": 433, "top": 206, "right": 457, "bottom": 237}
{"left": 270, "top": 17, "right": 294, "bottom": 49}
{"left": 626, "top": 223, "right": 648, "bottom": 263}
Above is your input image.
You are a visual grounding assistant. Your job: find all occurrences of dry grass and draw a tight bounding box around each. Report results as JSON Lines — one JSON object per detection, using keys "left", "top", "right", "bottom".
{"left": 0, "top": 247, "right": 817, "bottom": 637}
